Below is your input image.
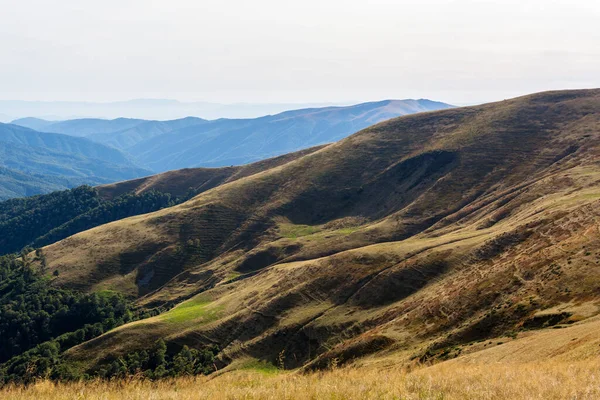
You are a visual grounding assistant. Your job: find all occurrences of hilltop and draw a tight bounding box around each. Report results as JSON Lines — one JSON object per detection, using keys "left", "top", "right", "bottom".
{"left": 19, "top": 88, "right": 599, "bottom": 375}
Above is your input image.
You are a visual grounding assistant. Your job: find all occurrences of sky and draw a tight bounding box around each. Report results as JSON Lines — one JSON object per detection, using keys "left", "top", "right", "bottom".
{"left": 0, "top": 0, "right": 599, "bottom": 106}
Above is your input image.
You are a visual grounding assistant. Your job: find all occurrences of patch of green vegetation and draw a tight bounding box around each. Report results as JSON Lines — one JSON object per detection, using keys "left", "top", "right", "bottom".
{"left": 581, "top": 192, "right": 600, "bottom": 199}
{"left": 159, "top": 296, "right": 223, "bottom": 324}
{"left": 279, "top": 222, "right": 361, "bottom": 242}
{"left": 334, "top": 226, "right": 361, "bottom": 235}
{"left": 225, "top": 271, "right": 242, "bottom": 281}
{"left": 550, "top": 192, "right": 600, "bottom": 208}
{"left": 279, "top": 223, "right": 322, "bottom": 239}
{"left": 95, "top": 289, "right": 121, "bottom": 298}
{"left": 238, "top": 359, "right": 280, "bottom": 375}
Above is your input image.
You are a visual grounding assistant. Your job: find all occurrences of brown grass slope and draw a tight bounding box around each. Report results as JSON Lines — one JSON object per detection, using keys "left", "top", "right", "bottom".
{"left": 38, "top": 89, "right": 600, "bottom": 370}
{"left": 96, "top": 145, "right": 326, "bottom": 200}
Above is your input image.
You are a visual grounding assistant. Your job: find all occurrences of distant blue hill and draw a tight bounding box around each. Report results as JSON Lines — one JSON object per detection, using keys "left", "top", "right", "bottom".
{"left": 0, "top": 123, "right": 152, "bottom": 200}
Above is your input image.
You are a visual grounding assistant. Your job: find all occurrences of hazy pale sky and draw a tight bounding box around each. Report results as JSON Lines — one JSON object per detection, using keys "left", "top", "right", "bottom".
{"left": 0, "top": 0, "right": 599, "bottom": 105}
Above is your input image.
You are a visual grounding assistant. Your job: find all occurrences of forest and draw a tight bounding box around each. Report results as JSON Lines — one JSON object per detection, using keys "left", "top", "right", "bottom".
{"left": 0, "top": 253, "right": 216, "bottom": 385}
{"left": 0, "top": 185, "right": 200, "bottom": 255}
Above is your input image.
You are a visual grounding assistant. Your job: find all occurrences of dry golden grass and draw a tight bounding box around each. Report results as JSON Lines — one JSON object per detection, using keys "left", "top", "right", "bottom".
{"left": 3, "top": 360, "right": 600, "bottom": 400}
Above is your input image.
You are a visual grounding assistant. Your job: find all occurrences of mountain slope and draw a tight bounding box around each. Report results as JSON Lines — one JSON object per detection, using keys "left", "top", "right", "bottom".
{"left": 10, "top": 117, "right": 57, "bottom": 131}
{"left": 0, "top": 168, "right": 98, "bottom": 201}
{"left": 0, "top": 123, "right": 140, "bottom": 165}
{"left": 12, "top": 116, "right": 208, "bottom": 150}
{"left": 33, "top": 89, "right": 600, "bottom": 372}
{"left": 0, "top": 123, "right": 151, "bottom": 199}
{"left": 85, "top": 117, "right": 207, "bottom": 149}
{"left": 96, "top": 144, "right": 326, "bottom": 199}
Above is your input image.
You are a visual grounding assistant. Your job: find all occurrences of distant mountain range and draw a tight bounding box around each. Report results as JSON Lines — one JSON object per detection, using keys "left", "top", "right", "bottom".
{"left": 1, "top": 99, "right": 453, "bottom": 199}
{"left": 13, "top": 99, "right": 454, "bottom": 171}
{"left": 0, "top": 123, "right": 151, "bottom": 200}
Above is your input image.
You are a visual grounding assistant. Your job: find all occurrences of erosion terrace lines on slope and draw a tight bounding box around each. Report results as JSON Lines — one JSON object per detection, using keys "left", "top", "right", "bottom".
{"left": 25, "top": 89, "right": 600, "bottom": 374}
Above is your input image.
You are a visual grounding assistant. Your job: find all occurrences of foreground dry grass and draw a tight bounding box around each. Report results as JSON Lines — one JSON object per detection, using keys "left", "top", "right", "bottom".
{"left": 3, "top": 360, "right": 600, "bottom": 400}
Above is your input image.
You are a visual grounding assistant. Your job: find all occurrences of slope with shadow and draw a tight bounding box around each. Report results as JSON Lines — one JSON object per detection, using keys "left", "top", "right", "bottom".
{"left": 35, "top": 89, "right": 600, "bottom": 372}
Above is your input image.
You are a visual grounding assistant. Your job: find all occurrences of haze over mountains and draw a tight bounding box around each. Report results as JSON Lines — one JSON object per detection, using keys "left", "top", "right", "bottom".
{"left": 0, "top": 99, "right": 452, "bottom": 199}
{"left": 0, "top": 99, "right": 351, "bottom": 121}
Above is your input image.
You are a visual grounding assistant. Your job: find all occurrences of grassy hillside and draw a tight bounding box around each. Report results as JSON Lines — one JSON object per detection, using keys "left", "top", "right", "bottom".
{"left": 20, "top": 89, "right": 600, "bottom": 377}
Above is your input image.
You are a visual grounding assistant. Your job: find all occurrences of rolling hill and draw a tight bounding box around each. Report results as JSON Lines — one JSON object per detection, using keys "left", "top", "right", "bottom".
{"left": 21, "top": 88, "right": 600, "bottom": 375}
{"left": 0, "top": 123, "right": 151, "bottom": 200}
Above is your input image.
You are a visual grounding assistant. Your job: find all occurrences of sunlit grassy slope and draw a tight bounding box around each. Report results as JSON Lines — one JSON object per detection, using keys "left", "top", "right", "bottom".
{"left": 4, "top": 358, "right": 600, "bottom": 399}
{"left": 36, "top": 89, "right": 600, "bottom": 372}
